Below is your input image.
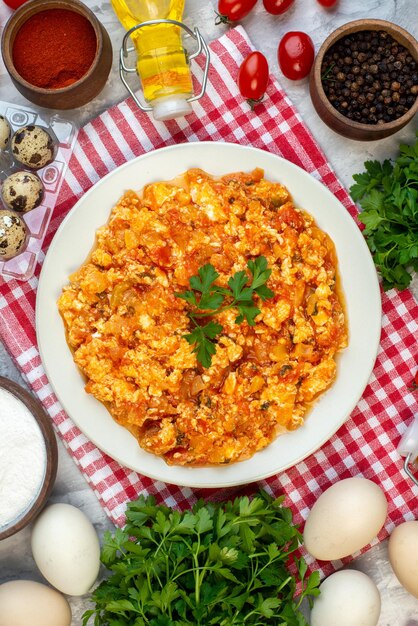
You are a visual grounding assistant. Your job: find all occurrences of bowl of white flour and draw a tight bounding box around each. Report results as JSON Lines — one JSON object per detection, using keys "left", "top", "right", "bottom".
{"left": 0, "top": 376, "right": 58, "bottom": 540}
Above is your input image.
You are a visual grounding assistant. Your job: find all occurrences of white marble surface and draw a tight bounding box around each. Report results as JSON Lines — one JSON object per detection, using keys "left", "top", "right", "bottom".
{"left": 0, "top": 0, "right": 417, "bottom": 624}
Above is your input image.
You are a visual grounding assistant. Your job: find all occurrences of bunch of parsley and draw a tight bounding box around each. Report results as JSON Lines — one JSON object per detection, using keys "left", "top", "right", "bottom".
{"left": 350, "top": 131, "right": 418, "bottom": 291}
{"left": 83, "top": 491, "right": 319, "bottom": 626}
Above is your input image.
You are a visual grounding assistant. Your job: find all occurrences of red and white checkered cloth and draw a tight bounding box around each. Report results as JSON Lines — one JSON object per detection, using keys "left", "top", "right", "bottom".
{"left": 0, "top": 27, "right": 417, "bottom": 573}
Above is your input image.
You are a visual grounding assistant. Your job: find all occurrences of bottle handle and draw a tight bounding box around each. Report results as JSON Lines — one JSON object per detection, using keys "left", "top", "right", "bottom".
{"left": 397, "top": 414, "right": 418, "bottom": 488}
{"left": 119, "top": 19, "right": 211, "bottom": 114}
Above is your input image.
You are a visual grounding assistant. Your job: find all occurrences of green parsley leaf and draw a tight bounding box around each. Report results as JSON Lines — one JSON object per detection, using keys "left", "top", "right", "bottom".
{"left": 235, "top": 303, "right": 261, "bottom": 326}
{"left": 183, "top": 321, "right": 223, "bottom": 369}
{"left": 198, "top": 291, "right": 224, "bottom": 310}
{"left": 228, "top": 270, "right": 248, "bottom": 299}
{"left": 247, "top": 255, "right": 272, "bottom": 289}
{"left": 360, "top": 188, "right": 384, "bottom": 213}
{"left": 189, "top": 263, "right": 219, "bottom": 293}
{"left": 254, "top": 283, "right": 275, "bottom": 301}
{"left": 101, "top": 528, "right": 129, "bottom": 566}
{"left": 174, "top": 289, "right": 197, "bottom": 306}
{"left": 350, "top": 131, "right": 418, "bottom": 291}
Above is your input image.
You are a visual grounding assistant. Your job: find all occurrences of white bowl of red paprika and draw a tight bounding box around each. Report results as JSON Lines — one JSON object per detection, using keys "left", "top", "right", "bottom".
{"left": 1, "top": 0, "right": 113, "bottom": 110}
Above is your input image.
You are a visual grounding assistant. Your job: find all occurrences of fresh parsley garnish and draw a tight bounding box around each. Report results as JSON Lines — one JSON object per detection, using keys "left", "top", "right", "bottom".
{"left": 350, "top": 131, "right": 418, "bottom": 291}
{"left": 83, "top": 491, "right": 320, "bottom": 626}
{"left": 175, "top": 256, "right": 274, "bottom": 367}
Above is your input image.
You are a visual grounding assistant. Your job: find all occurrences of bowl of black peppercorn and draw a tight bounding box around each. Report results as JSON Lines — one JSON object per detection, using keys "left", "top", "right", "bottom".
{"left": 310, "top": 19, "right": 418, "bottom": 140}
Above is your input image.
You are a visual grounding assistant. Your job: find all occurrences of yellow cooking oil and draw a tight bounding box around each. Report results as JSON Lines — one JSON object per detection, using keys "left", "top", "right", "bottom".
{"left": 111, "top": 0, "right": 193, "bottom": 117}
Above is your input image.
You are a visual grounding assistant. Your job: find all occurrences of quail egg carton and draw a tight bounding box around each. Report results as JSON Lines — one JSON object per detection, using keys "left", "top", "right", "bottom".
{"left": 0, "top": 101, "right": 77, "bottom": 281}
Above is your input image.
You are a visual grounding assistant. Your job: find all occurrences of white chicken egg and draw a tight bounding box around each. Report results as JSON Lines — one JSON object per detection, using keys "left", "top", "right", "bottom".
{"left": 310, "top": 569, "right": 381, "bottom": 626}
{"left": 388, "top": 520, "right": 418, "bottom": 599}
{"left": 303, "top": 477, "right": 387, "bottom": 560}
{"left": 31, "top": 503, "right": 100, "bottom": 596}
{"left": 0, "top": 580, "right": 71, "bottom": 626}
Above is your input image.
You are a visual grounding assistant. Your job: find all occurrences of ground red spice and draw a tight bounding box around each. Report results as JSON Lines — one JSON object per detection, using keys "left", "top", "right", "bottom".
{"left": 12, "top": 9, "right": 97, "bottom": 89}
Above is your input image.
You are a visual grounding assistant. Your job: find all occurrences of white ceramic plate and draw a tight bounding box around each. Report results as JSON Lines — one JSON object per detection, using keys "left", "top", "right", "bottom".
{"left": 36, "top": 142, "right": 381, "bottom": 488}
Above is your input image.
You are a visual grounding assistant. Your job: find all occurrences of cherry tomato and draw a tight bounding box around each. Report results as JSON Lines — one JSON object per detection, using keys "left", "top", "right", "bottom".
{"left": 238, "top": 51, "right": 269, "bottom": 108}
{"left": 263, "top": 0, "right": 294, "bottom": 15}
{"left": 278, "top": 31, "right": 315, "bottom": 80}
{"left": 316, "top": 0, "right": 338, "bottom": 6}
{"left": 2, "top": 0, "right": 28, "bottom": 8}
{"left": 216, "top": 0, "right": 258, "bottom": 24}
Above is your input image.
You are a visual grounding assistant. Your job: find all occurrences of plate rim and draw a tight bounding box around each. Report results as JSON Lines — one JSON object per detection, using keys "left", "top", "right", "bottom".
{"left": 36, "top": 141, "right": 382, "bottom": 488}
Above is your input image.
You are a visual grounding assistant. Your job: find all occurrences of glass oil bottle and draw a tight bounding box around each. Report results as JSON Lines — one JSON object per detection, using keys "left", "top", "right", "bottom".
{"left": 112, "top": 0, "right": 203, "bottom": 121}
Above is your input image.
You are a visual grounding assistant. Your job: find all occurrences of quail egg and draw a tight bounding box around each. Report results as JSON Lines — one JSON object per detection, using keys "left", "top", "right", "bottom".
{"left": 0, "top": 115, "right": 11, "bottom": 150}
{"left": 11, "top": 125, "right": 55, "bottom": 170}
{"left": 0, "top": 209, "right": 28, "bottom": 260}
{"left": 2, "top": 171, "right": 44, "bottom": 213}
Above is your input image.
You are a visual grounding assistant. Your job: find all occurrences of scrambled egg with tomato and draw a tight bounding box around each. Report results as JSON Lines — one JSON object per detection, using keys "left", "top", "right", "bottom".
{"left": 58, "top": 169, "right": 347, "bottom": 466}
